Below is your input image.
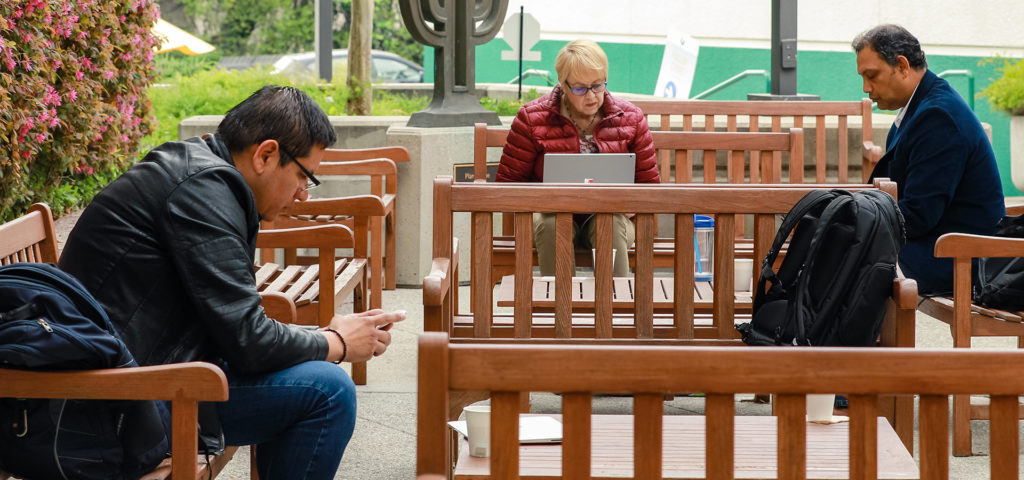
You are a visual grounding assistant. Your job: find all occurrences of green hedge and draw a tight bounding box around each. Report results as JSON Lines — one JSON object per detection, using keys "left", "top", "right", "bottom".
{"left": 0, "top": 0, "right": 160, "bottom": 221}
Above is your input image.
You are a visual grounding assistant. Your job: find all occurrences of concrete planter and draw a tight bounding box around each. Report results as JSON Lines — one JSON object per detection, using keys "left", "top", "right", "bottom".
{"left": 1012, "top": 115, "right": 1024, "bottom": 191}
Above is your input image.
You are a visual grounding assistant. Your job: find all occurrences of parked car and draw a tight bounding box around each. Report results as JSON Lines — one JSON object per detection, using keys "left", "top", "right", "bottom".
{"left": 273, "top": 49, "right": 423, "bottom": 83}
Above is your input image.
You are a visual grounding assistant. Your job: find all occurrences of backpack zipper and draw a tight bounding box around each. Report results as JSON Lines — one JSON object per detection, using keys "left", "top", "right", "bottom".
{"left": 37, "top": 318, "right": 53, "bottom": 333}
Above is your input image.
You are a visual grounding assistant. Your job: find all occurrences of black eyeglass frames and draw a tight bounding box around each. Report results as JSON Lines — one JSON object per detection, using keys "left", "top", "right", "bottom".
{"left": 567, "top": 81, "right": 608, "bottom": 96}
{"left": 279, "top": 146, "right": 321, "bottom": 191}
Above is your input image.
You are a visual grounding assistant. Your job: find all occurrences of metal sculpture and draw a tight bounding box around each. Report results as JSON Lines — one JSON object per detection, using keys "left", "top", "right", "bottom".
{"left": 399, "top": 0, "right": 509, "bottom": 127}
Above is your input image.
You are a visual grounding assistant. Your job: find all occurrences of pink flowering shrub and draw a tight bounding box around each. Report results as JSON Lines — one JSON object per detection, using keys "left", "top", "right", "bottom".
{"left": 0, "top": 0, "right": 159, "bottom": 220}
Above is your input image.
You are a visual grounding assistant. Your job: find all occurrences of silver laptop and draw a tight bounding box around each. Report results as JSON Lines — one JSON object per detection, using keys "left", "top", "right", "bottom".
{"left": 542, "top": 153, "right": 636, "bottom": 183}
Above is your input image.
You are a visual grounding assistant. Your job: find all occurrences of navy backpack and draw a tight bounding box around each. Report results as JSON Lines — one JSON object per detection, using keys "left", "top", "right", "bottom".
{"left": 0, "top": 263, "right": 167, "bottom": 480}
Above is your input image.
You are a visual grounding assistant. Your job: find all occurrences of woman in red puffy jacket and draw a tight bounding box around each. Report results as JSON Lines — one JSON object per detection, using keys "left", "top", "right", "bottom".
{"left": 496, "top": 38, "right": 659, "bottom": 276}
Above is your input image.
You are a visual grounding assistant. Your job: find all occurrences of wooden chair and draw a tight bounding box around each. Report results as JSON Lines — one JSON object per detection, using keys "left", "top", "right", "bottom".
{"left": 267, "top": 146, "right": 407, "bottom": 299}
{"left": 918, "top": 223, "right": 1024, "bottom": 456}
{"left": 632, "top": 98, "right": 882, "bottom": 183}
{"left": 418, "top": 331, "right": 1023, "bottom": 479}
{"left": 425, "top": 178, "right": 918, "bottom": 448}
{"left": 0, "top": 203, "right": 234, "bottom": 480}
{"left": 254, "top": 222, "right": 371, "bottom": 384}
{"left": 476, "top": 123, "right": 807, "bottom": 283}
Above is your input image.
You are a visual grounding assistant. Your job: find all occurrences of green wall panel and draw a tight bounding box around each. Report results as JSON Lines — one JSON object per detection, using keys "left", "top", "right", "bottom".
{"left": 425, "top": 39, "right": 1018, "bottom": 194}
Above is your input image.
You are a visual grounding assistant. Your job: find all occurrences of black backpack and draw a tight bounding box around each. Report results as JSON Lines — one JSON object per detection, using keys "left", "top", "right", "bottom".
{"left": 736, "top": 189, "right": 905, "bottom": 346}
{"left": 972, "top": 213, "right": 1024, "bottom": 310}
{"left": 0, "top": 263, "right": 168, "bottom": 480}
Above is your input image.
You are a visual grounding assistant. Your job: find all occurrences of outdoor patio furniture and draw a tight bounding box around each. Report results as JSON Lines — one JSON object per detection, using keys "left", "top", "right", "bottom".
{"left": 918, "top": 214, "right": 1024, "bottom": 456}
{"left": 255, "top": 221, "right": 370, "bottom": 384}
{"left": 264, "top": 146, "right": 408, "bottom": 308}
{"left": 0, "top": 204, "right": 235, "bottom": 480}
{"left": 418, "top": 332, "right": 1023, "bottom": 479}
{"left": 423, "top": 177, "right": 917, "bottom": 448}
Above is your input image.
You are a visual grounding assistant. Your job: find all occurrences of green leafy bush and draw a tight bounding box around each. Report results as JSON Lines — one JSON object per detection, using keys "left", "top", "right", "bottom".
{"left": 0, "top": 0, "right": 159, "bottom": 221}
{"left": 145, "top": 67, "right": 433, "bottom": 150}
{"left": 980, "top": 58, "right": 1024, "bottom": 115}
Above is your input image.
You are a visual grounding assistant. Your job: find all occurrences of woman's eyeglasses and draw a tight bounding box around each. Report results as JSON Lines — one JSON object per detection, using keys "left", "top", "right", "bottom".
{"left": 279, "top": 147, "right": 321, "bottom": 191}
{"left": 567, "top": 82, "right": 608, "bottom": 96}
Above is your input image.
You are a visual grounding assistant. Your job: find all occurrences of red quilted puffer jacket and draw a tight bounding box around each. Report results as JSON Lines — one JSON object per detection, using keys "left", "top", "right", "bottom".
{"left": 496, "top": 84, "right": 660, "bottom": 183}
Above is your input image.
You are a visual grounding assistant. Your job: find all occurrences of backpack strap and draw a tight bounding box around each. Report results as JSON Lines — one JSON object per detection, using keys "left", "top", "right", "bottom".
{"left": 791, "top": 190, "right": 859, "bottom": 344}
{"left": 0, "top": 302, "right": 40, "bottom": 323}
{"left": 754, "top": 190, "right": 842, "bottom": 306}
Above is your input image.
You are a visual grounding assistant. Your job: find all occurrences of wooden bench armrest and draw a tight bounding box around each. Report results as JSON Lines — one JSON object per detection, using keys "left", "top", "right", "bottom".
{"left": 256, "top": 224, "right": 355, "bottom": 249}
{"left": 286, "top": 195, "right": 388, "bottom": 218}
{"left": 424, "top": 257, "right": 452, "bottom": 307}
{"left": 892, "top": 276, "right": 919, "bottom": 309}
{"left": 862, "top": 140, "right": 883, "bottom": 180}
{"left": 261, "top": 291, "right": 299, "bottom": 324}
{"left": 935, "top": 232, "right": 1024, "bottom": 258}
{"left": 322, "top": 146, "right": 410, "bottom": 163}
{"left": 1, "top": 362, "right": 228, "bottom": 401}
{"left": 316, "top": 158, "right": 398, "bottom": 177}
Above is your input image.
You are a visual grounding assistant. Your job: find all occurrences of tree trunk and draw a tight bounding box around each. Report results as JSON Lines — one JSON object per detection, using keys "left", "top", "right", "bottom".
{"left": 346, "top": 0, "right": 372, "bottom": 115}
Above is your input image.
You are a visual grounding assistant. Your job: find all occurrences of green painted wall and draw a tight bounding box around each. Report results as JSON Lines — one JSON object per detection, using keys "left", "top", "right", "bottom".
{"left": 427, "top": 39, "right": 1018, "bottom": 195}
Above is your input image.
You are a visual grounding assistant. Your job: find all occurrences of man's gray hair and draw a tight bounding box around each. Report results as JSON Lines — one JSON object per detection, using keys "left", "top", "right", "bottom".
{"left": 852, "top": 24, "right": 927, "bottom": 70}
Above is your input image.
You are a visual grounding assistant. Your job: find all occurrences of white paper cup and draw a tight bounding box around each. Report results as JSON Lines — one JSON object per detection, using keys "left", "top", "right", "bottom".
{"left": 806, "top": 394, "right": 835, "bottom": 422}
{"left": 734, "top": 258, "right": 754, "bottom": 292}
{"left": 463, "top": 404, "right": 491, "bottom": 457}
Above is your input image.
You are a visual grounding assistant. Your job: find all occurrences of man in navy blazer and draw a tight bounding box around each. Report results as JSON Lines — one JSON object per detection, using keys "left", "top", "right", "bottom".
{"left": 854, "top": 24, "right": 1005, "bottom": 294}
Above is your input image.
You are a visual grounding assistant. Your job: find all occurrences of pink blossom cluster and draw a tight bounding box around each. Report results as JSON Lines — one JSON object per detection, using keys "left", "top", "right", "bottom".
{"left": 1, "top": 0, "right": 160, "bottom": 186}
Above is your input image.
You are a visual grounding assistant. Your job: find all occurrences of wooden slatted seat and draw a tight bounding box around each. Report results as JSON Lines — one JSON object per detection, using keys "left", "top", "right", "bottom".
{"left": 917, "top": 221, "right": 1024, "bottom": 456}
{"left": 254, "top": 222, "right": 371, "bottom": 384}
{"left": 424, "top": 177, "right": 918, "bottom": 448}
{"left": 417, "top": 331, "right": 1023, "bottom": 479}
{"left": 0, "top": 203, "right": 235, "bottom": 480}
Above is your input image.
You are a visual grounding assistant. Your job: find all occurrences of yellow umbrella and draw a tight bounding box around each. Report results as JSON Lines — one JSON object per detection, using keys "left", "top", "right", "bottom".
{"left": 153, "top": 18, "right": 215, "bottom": 55}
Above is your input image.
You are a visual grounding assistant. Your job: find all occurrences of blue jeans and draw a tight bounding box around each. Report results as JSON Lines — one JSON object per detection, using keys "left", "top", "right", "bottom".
{"left": 217, "top": 360, "right": 357, "bottom": 480}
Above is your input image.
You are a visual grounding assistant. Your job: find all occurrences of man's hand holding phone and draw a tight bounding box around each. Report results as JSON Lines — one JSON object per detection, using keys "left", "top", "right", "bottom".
{"left": 324, "top": 309, "right": 406, "bottom": 363}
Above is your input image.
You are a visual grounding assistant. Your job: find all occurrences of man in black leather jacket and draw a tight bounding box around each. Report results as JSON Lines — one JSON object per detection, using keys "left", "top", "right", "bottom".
{"left": 59, "top": 86, "right": 405, "bottom": 480}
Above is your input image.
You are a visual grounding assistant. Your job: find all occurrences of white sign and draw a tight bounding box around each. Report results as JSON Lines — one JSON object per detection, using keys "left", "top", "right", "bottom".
{"left": 654, "top": 32, "right": 699, "bottom": 98}
{"left": 501, "top": 12, "right": 541, "bottom": 61}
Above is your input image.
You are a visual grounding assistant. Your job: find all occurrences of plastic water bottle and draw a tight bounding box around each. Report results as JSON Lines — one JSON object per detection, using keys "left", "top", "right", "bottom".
{"left": 694, "top": 215, "right": 714, "bottom": 281}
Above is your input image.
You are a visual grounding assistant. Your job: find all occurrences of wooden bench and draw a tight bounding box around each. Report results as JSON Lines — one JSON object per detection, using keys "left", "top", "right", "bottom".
{"left": 264, "top": 145, "right": 408, "bottom": 308}
{"left": 417, "top": 331, "right": 1022, "bottom": 479}
{"left": 917, "top": 218, "right": 1024, "bottom": 457}
{"left": 476, "top": 124, "right": 806, "bottom": 283}
{"left": 255, "top": 222, "right": 370, "bottom": 385}
{"left": 424, "top": 178, "right": 918, "bottom": 447}
{"left": 0, "top": 203, "right": 234, "bottom": 480}
{"left": 632, "top": 98, "right": 882, "bottom": 183}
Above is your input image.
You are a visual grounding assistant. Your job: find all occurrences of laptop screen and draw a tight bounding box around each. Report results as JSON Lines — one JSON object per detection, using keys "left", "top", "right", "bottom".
{"left": 542, "top": 153, "right": 636, "bottom": 183}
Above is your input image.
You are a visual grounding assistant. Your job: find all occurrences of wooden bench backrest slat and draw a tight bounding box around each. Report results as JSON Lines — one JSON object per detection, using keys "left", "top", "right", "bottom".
{"left": 0, "top": 204, "right": 59, "bottom": 265}
{"left": 419, "top": 334, "right": 1022, "bottom": 479}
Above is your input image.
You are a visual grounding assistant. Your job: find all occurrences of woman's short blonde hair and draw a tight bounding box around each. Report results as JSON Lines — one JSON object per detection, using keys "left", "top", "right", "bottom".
{"left": 554, "top": 39, "right": 609, "bottom": 84}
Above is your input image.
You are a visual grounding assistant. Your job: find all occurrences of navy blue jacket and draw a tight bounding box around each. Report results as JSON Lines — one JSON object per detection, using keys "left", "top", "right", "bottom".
{"left": 870, "top": 70, "right": 1004, "bottom": 294}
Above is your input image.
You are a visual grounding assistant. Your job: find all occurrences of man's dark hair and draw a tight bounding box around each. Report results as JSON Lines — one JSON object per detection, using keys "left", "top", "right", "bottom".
{"left": 851, "top": 24, "right": 927, "bottom": 70}
{"left": 217, "top": 85, "right": 337, "bottom": 164}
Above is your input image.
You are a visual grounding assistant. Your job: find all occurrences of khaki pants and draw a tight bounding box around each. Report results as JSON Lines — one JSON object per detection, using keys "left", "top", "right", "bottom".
{"left": 533, "top": 213, "right": 634, "bottom": 277}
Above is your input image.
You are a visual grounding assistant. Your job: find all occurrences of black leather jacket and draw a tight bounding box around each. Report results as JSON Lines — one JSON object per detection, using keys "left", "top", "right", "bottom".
{"left": 59, "top": 134, "right": 328, "bottom": 374}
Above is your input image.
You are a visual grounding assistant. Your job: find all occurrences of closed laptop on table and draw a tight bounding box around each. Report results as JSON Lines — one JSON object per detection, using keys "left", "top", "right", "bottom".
{"left": 542, "top": 153, "right": 636, "bottom": 183}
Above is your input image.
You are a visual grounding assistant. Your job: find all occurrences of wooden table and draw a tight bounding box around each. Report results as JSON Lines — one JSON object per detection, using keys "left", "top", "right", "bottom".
{"left": 495, "top": 275, "right": 753, "bottom": 312}
{"left": 453, "top": 415, "right": 918, "bottom": 479}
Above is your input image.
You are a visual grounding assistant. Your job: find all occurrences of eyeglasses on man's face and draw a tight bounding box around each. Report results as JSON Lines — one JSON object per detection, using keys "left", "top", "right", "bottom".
{"left": 567, "top": 81, "right": 608, "bottom": 96}
{"left": 279, "top": 146, "right": 321, "bottom": 191}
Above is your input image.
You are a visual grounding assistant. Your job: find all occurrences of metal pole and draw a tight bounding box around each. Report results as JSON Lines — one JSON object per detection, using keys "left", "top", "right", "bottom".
{"left": 518, "top": 6, "right": 524, "bottom": 99}
{"left": 315, "top": 0, "right": 332, "bottom": 82}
